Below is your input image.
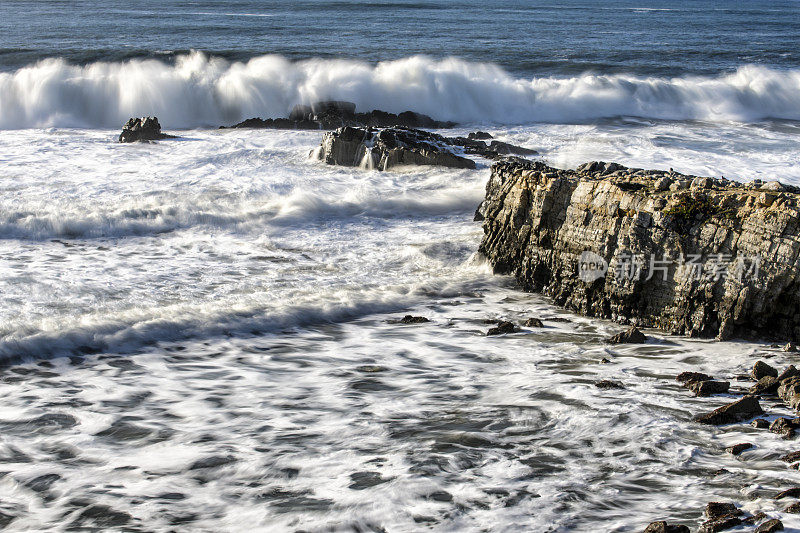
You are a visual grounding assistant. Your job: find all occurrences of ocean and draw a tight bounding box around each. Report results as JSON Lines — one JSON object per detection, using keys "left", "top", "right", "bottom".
{"left": 1, "top": 1, "right": 799, "bottom": 531}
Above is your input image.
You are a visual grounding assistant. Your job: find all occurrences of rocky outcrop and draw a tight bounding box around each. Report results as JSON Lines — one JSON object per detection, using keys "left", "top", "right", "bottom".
{"left": 118, "top": 117, "right": 175, "bottom": 142}
{"left": 222, "top": 101, "right": 456, "bottom": 130}
{"left": 477, "top": 159, "right": 800, "bottom": 341}
{"left": 313, "top": 126, "right": 539, "bottom": 171}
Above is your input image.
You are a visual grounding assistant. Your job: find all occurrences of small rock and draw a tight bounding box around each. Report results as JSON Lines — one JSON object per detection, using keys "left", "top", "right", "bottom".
{"left": 706, "top": 502, "right": 741, "bottom": 520}
{"left": 468, "top": 131, "right": 493, "bottom": 140}
{"left": 607, "top": 326, "right": 647, "bottom": 345}
{"left": 753, "top": 360, "right": 779, "bottom": 380}
{"left": 773, "top": 487, "right": 800, "bottom": 499}
{"left": 770, "top": 418, "right": 798, "bottom": 438}
{"left": 399, "top": 315, "right": 430, "bottom": 324}
{"left": 785, "top": 343, "right": 798, "bottom": 353}
{"left": 777, "top": 365, "right": 800, "bottom": 381}
{"left": 761, "top": 181, "right": 786, "bottom": 192}
{"left": 786, "top": 502, "right": 800, "bottom": 513}
{"left": 755, "top": 518, "right": 784, "bottom": 532}
{"left": 698, "top": 516, "right": 742, "bottom": 533}
{"left": 744, "top": 512, "right": 768, "bottom": 525}
{"left": 691, "top": 177, "right": 713, "bottom": 190}
{"left": 676, "top": 371, "right": 712, "bottom": 384}
{"left": 643, "top": 521, "right": 690, "bottom": 533}
{"left": 600, "top": 358, "right": 611, "bottom": 364}
{"left": 487, "top": 321, "right": 518, "bottom": 336}
{"left": 488, "top": 140, "right": 538, "bottom": 156}
{"left": 595, "top": 380, "right": 625, "bottom": 390}
{"left": 523, "top": 318, "right": 544, "bottom": 328}
{"left": 725, "top": 443, "right": 753, "bottom": 456}
{"left": 781, "top": 451, "right": 800, "bottom": 463}
{"left": 688, "top": 380, "right": 730, "bottom": 397}
{"left": 119, "top": 116, "right": 175, "bottom": 143}
{"left": 752, "top": 418, "right": 770, "bottom": 429}
{"left": 694, "top": 395, "right": 764, "bottom": 425}
{"left": 655, "top": 177, "right": 673, "bottom": 192}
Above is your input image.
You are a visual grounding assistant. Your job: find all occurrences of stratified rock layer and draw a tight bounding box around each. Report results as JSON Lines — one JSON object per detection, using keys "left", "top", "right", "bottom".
{"left": 478, "top": 160, "right": 800, "bottom": 341}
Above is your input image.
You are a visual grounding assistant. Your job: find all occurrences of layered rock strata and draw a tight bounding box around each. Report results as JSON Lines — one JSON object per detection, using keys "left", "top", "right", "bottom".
{"left": 477, "top": 159, "right": 800, "bottom": 341}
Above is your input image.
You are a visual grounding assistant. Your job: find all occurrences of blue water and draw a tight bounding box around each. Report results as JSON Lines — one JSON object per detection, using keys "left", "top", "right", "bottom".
{"left": 2, "top": 0, "right": 799, "bottom": 75}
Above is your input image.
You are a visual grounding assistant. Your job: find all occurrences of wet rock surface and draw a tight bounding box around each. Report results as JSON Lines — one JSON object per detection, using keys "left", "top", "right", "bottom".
{"left": 607, "top": 326, "right": 647, "bottom": 344}
{"left": 314, "top": 126, "right": 539, "bottom": 171}
{"left": 643, "top": 521, "right": 690, "bottom": 533}
{"left": 477, "top": 159, "right": 800, "bottom": 342}
{"left": 118, "top": 117, "right": 176, "bottom": 143}
{"left": 694, "top": 395, "right": 763, "bottom": 425}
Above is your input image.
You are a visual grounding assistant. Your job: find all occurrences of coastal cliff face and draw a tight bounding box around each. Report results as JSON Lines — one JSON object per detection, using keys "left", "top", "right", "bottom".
{"left": 478, "top": 160, "right": 800, "bottom": 341}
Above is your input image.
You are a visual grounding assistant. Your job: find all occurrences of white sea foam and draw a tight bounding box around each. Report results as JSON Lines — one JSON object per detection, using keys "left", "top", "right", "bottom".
{"left": 1, "top": 53, "right": 800, "bottom": 129}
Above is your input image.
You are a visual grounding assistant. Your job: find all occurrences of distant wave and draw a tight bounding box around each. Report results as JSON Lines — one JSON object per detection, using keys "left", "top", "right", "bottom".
{"left": 1, "top": 52, "right": 799, "bottom": 129}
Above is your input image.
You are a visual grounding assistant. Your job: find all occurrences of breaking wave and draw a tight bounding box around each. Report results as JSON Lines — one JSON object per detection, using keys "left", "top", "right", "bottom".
{"left": 1, "top": 52, "right": 799, "bottom": 129}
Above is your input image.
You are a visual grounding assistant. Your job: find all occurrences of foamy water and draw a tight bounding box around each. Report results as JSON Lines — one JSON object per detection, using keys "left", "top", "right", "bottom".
{"left": 1, "top": 121, "right": 800, "bottom": 530}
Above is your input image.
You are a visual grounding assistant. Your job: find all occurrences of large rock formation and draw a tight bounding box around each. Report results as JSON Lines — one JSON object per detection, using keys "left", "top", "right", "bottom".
{"left": 477, "top": 159, "right": 800, "bottom": 341}
{"left": 118, "top": 117, "right": 175, "bottom": 142}
{"left": 313, "top": 126, "right": 539, "bottom": 171}
{"left": 222, "top": 101, "right": 456, "bottom": 130}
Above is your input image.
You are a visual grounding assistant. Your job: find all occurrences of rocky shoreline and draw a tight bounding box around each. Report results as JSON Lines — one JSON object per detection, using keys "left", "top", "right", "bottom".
{"left": 477, "top": 159, "right": 800, "bottom": 343}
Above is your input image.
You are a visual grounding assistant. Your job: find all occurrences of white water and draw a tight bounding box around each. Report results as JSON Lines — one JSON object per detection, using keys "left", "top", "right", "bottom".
{"left": 1, "top": 121, "right": 800, "bottom": 530}
{"left": 2, "top": 53, "right": 800, "bottom": 128}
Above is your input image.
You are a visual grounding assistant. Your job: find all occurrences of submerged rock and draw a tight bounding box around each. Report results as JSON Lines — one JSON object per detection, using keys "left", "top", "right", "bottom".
{"left": 755, "top": 519, "right": 784, "bottom": 533}
{"left": 725, "top": 442, "right": 753, "bottom": 455}
{"left": 477, "top": 159, "right": 800, "bottom": 341}
{"left": 676, "top": 371, "right": 712, "bottom": 384}
{"left": 607, "top": 326, "right": 647, "bottom": 344}
{"left": 118, "top": 117, "right": 175, "bottom": 142}
{"left": 399, "top": 315, "right": 430, "bottom": 324}
{"left": 595, "top": 380, "right": 625, "bottom": 389}
{"left": 523, "top": 317, "right": 544, "bottom": 327}
{"left": 694, "top": 395, "right": 763, "bottom": 425}
{"left": 223, "top": 100, "right": 456, "bottom": 130}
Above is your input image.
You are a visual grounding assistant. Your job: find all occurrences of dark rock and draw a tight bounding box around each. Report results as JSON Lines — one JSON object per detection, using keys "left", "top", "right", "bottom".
{"left": 785, "top": 342, "right": 798, "bottom": 352}
{"left": 399, "top": 315, "right": 430, "bottom": 324}
{"left": 698, "top": 516, "right": 742, "bottom": 533}
{"left": 753, "top": 360, "right": 779, "bottom": 380}
{"left": 477, "top": 159, "right": 800, "bottom": 341}
{"left": 752, "top": 418, "right": 770, "bottom": 429}
{"left": 607, "top": 326, "right": 647, "bottom": 344}
{"left": 786, "top": 502, "right": 800, "bottom": 513}
{"left": 600, "top": 358, "right": 611, "bottom": 364}
{"left": 688, "top": 380, "right": 730, "bottom": 397}
{"left": 488, "top": 140, "right": 538, "bottom": 156}
{"left": 725, "top": 442, "right": 753, "bottom": 455}
{"left": 315, "top": 126, "right": 476, "bottom": 171}
{"left": 705, "top": 502, "right": 741, "bottom": 520}
{"left": 188, "top": 455, "right": 236, "bottom": 470}
{"left": 781, "top": 450, "right": 800, "bottom": 462}
{"left": 750, "top": 376, "right": 780, "bottom": 395}
{"left": 226, "top": 101, "right": 456, "bottom": 130}
{"left": 770, "top": 417, "right": 798, "bottom": 438}
{"left": 487, "top": 321, "right": 518, "bottom": 336}
{"left": 643, "top": 521, "right": 690, "bottom": 533}
{"left": 119, "top": 116, "right": 175, "bottom": 142}
{"left": 468, "top": 131, "right": 493, "bottom": 140}
{"left": 744, "top": 512, "right": 768, "bottom": 525}
{"left": 777, "top": 365, "right": 800, "bottom": 382}
{"left": 694, "top": 395, "right": 764, "bottom": 425}
{"left": 774, "top": 487, "right": 800, "bottom": 499}
{"left": 755, "top": 518, "right": 784, "bottom": 532}
{"left": 676, "top": 371, "right": 713, "bottom": 384}
{"left": 595, "top": 380, "right": 625, "bottom": 389}
{"left": 523, "top": 317, "right": 544, "bottom": 328}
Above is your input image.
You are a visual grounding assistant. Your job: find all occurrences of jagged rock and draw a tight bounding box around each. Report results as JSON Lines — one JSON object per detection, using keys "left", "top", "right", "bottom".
{"left": 694, "top": 395, "right": 763, "bottom": 425}
{"left": 643, "top": 521, "right": 690, "bottom": 533}
{"left": 752, "top": 418, "right": 770, "bottom": 428}
{"left": 607, "top": 327, "right": 647, "bottom": 344}
{"left": 786, "top": 342, "right": 798, "bottom": 352}
{"left": 676, "top": 371, "right": 712, "bottom": 384}
{"left": 688, "top": 380, "right": 730, "bottom": 397}
{"left": 725, "top": 442, "right": 753, "bottom": 455}
{"left": 487, "top": 321, "right": 518, "bottom": 336}
{"left": 705, "top": 502, "right": 741, "bottom": 520}
{"left": 118, "top": 117, "right": 175, "bottom": 142}
{"left": 314, "top": 126, "right": 476, "bottom": 170}
{"left": 524, "top": 317, "right": 544, "bottom": 328}
{"left": 698, "top": 516, "right": 742, "bottom": 533}
{"left": 595, "top": 380, "right": 625, "bottom": 389}
{"left": 750, "top": 376, "right": 780, "bottom": 395}
{"left": 468, "top": 131, "right": 493, "bottom": 140}
{"left": 786, "top": 502, "right": 800, "bottom": 513}
{"left": 399, "top": 315, "right": 430, "bottom": 324}
{"left": 753, "top": 361, "right": 779, "bottom": 380}
{"left": 770, "top": 417, "right": 799, "bottom": 438}
{"left": 224, "top": 101, "right": 456, "bottom": 130}
{"left": 755, "top": 519, "right": 784, "bottom": 532}
{"left": 477, "top": 159, "right": 800, "bottom": 341}
{"left": 778, "top": 365, "right": 800, "bottom": 381}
